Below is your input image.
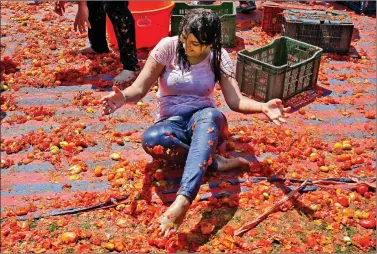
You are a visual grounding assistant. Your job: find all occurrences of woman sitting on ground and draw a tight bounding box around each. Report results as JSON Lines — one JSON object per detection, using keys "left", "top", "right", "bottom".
{"left": 100, "top": 8, "right": 290, "bottom": 237}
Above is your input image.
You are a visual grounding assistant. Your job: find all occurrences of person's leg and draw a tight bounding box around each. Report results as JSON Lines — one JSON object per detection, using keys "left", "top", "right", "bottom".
{"left": 157, "top": 108, "right": 249, "bottom": 237}
{"left": 104, "top": 1, "right": 139, "bottom": 84}
{"left": 177, "top": 108, "right": 232, "bottom": 199}
{"left": 142, "top": 117, "right": 191, "bottom": 164}
{"left": 142, "top": 113, "right": 247, "bottom": 172}
{"left": 85, "top": 1, "right": 109, "bottom": 54}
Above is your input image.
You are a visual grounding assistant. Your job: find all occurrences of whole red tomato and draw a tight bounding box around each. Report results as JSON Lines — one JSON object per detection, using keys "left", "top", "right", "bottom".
{"left": 341, "top": 161, "right": 352, "bottom": 170}
{"left": 337, "top": 196, "right": 349, "bottom": 207}
{"left": 354, "top": 156, "right": 364, "bottom": 164}
{"left": 359, "top": 235, "right": 371, "bottom": 247}
{"left": 316, "top": 158, "right": 325, "bottom": 167}
{"left": 356, "top": 184, "right": 369, "bottom": 195}
{"left": 39, "top": 142, "right": 50, "bottom": 151}
{"left": 303, "top": 147, "right": 313, "bottom": 157}
{"left": 359, "top": 218, "right": 376, "bottom": 229}
{"left": 364, "top": 192, "right": 372, "bottom": 199}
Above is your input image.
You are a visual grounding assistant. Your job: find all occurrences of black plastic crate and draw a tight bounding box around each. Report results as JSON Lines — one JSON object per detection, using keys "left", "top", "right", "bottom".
{"left": 282, "top": 10, "right": 354, "bottom": 54}
{"left": 338, "top": 1, "right": 376, "bottom": 15}
{"left": 236, "top": 36, "right": 323, "bottom": 102}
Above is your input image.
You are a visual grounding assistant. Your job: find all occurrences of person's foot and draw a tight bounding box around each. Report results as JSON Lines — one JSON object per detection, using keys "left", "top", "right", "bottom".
{"left": 217, "top": 142, "right": 228, "bottom": 155}
{"left": 112, "top": 69, "right": 136, "bottom": 85}
{"left": 76, "top": 47, "right": 98, "bottom": 55}
{"left": 213, "top": 154, "right": 250, "bottom": 171}
{"left": 158, "top": 195, "right": 190, "bottom": 237}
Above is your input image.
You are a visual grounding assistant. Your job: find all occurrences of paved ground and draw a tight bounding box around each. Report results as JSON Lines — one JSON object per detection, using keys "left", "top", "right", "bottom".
{"left": 1, "top": 1, "right": 376, "bottom": 253}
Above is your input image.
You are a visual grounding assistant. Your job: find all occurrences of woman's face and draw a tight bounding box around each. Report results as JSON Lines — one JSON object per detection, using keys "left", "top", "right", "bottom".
{"left": 180, "top": 33, "right": 211, "bottom": 58}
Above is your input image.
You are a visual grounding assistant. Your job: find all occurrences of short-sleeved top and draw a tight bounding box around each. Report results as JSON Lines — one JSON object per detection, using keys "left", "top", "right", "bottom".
{"left": 149, "top": 36, "right": 234, "bottom": 120}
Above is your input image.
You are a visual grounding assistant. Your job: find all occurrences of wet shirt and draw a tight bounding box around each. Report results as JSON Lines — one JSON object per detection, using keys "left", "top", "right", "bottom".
{"left": 149, "top": 36, "right": 233, "bottom": 120}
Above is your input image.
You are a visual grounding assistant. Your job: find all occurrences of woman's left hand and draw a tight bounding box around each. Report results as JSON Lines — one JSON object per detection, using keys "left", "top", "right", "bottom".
{"left": 261, "top": 99, "right": 291, "bottom": 125}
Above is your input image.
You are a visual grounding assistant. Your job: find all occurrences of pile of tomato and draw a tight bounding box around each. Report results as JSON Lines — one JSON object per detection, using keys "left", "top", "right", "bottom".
{"left": 0, "top": 1, "right": 376, "bottom": 253}
{"left": 0, "top": 56, "right": 19, "bottom": 75}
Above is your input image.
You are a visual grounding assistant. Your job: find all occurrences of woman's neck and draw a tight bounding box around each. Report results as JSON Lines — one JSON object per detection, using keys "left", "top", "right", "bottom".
{"left": 187, "top": 51, "right": 211, "bottom": 65}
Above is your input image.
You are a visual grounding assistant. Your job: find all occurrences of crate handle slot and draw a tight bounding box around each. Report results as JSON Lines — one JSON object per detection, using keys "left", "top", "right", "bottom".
{"left": 296, "top": 45, "right": 308, "bottom": 52}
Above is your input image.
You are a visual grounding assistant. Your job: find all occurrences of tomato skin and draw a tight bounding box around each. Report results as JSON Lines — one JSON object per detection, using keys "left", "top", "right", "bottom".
{"left": 90, "top": 235, "right": 101, "bottom": 246}
{"left": 5, "top": 147, "right": 12, "bottom": 154}
{"left": 353, "top": 235, "right": 371, "bottom": 248}
{"left": 364, "top": 192, "right": 372, "bottom": 198}
{"left": 359, "top": 235, "right": 371, "bottom": 247}
{"left": 34, "top": 115, "right": 44, "bottom": 121}
{"left": 316, "top": 158, "right": 325, "bottom": 167}
{"left": 166, "top": 238, "right": 178, "bottom": 253}
{"left": 65, "top": 135, "right": 73, "bottom": 142}
{"left": 256, "top": 239, "right": 272, "bottom": 247}
{"left": 33, "top": 110, "right": 43, "bottom": 117}
{"left": 341, "top": 161, "right": 352, "bottom": 170}
{"left": 337, "top": 196, "right": 349, "bottom": 207}
{"left": 298, "top": 108, "right": 306, "bottom": 115}
{"left": 357, "top": 184, "right": 369, "bottom": 195}
{"left": 115, "top": 138, "right": 124, "bottom": 146}
{"left": 1, "top": 228, "right": 10, "bottom": 237}
{"left": 359, "top": 218, "right": 376, "bottom": 229}
{"left": 223, "top": 225, "right": 235, "bottom": 236}
{"left": 61, "top": 232, "right": 78, "bottom": 244}
{"left": 113, "top": 132, "right": 122, "bottom": 137}
{"left": 354, "top": 147, "right": 365, "bottom": 155}
{"left": 337, "top": 154, "right": 351, "bottom": 162}
{"left": 39, "top": 142, "right": 50, "bottom": 151}
{"left": 41, "top": 240, "right": 51, "bottom": 249}
{"left": 303, "top": 147, "right": 313, "bottom": 157}
{"left": 62, "top": 144, "right": 75, "bottom": 152}
{"left": 51, "top": 138, "right": 60, "bottom": 147}
{"left": 155, "top": 238, "right": 167, "bottom": 249}
{"left": 15, "top": 207, "right": 29, "bottom": 216}
{"left": 354, "top": 156, "right": 364, "bottom": 164}
{"left": 78, "top": 244, "right": 92, "bottom": 253}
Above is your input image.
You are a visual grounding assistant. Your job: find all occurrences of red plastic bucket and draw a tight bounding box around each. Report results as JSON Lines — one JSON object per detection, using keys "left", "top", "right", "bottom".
{"left": 106, "top": 1, "right": 175, "bottom": 49}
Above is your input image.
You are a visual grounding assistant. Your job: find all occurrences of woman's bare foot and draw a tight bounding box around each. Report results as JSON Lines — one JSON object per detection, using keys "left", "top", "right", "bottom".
{"left": 158, "top": 195, "right": 190, "bottom": 237}
{"left": 217, "top": 142, "right": 227, "bottom": 155}
{"left": 213, "top": 154, "right": 250, "bottom": 172}
{"left": 113, "top": 70, "right": 136, "bottom": 85}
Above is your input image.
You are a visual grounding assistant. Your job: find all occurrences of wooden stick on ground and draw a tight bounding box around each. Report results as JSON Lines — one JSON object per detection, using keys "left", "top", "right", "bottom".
{"left": 234, "top": 180, "right": 308, "bottom": 236}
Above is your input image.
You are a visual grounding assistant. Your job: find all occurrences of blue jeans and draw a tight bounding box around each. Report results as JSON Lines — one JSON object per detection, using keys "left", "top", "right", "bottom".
{"left": 142, "top": 107, "right": 228, "bottom": 201}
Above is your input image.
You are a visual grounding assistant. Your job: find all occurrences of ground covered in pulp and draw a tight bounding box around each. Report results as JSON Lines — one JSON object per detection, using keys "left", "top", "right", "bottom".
{"left": 1, "top": 1, "right": 376, "bottom": 253}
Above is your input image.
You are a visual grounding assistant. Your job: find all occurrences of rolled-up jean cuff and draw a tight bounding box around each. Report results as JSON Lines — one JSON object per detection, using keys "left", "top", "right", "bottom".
{"left": 177, "top": 189, "right": 194, "bottom": 203}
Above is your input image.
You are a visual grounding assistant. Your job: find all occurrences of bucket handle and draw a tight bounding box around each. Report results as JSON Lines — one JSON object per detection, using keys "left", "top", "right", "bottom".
{"left": 137, "top": 16, "right": 152, "bottom": 28}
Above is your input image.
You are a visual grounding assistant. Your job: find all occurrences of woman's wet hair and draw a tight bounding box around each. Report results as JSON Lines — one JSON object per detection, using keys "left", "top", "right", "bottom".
{"left": 176, "top": 8, "right": 223, "bottom": 82}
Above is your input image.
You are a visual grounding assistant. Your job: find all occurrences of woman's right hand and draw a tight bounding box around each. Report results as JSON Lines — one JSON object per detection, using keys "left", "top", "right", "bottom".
{"left": 74, "top": 4, "right": 91, "bottom": 33}
{"left": 100, "top": 86, "right": 126, "bottom": 116}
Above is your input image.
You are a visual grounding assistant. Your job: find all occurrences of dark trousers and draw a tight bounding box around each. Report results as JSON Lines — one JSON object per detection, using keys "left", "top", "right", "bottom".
{"left": 87, "top": 1, "right": 139, "bottom": 71}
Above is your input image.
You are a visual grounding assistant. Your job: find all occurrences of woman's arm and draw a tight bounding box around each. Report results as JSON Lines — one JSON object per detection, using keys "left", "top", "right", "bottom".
{"left": 219, "top": 72, "right": 264, "bottom": 113}
{"left": 219, "top": 72, "right": 290, "bottom": 125}
{"left": 122, "top": 56, "right": 165, "bottom": 103}
{"left": 100, "top": 56, "right": 165, "bottom": 115}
